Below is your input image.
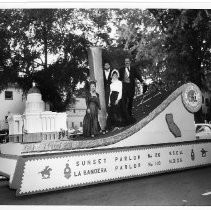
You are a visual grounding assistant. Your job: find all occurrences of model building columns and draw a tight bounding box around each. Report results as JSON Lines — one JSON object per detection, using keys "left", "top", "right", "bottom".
{"left": 88, "top": 47, "right": 106, "bottom": 130}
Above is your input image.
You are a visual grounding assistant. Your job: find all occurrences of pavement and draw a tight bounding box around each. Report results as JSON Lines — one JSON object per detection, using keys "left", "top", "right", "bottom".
{"left": 0, "top": 166, "right": 211, "bottom": 206}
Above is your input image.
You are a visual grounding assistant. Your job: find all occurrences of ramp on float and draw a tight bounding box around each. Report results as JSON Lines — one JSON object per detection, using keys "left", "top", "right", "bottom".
{"left": 0, "top": 82, "right": 211, "bottom": 196}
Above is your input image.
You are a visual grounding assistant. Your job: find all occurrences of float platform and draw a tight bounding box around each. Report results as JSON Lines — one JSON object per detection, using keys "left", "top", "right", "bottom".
{"left": 0, "top": 82, "right": 210, "bottom": 196}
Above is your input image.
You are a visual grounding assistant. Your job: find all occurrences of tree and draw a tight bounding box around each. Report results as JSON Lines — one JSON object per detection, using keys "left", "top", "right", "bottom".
{"left": 33, "top": 33, "right": 90, "bottom": 111}
{"left": 106, "top": 9, "right": 167, "bottom": 82}
{"left": 5, "top": 9, "right": 211, "bottom": 111}
{"left": 0, "top": 9, "right": 92, "bottom": 110}
{"left": 148, "top": 9, "right": 211, "bottom": 87}
{"left": 0, "top": 9, "right": 24, "bottom": 91}
{"left": 113, "top": 9, "right": 211, "bottom": 87}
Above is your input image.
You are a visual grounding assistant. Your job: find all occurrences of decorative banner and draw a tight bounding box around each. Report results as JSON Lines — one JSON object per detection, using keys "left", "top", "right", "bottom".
{"left": 17, "top": 141, "right": 211, "bottom": 195}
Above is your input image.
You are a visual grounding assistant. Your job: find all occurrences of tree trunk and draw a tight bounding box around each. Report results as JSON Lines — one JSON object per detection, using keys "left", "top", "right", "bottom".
{"left": 43, "top": 24, "right": 48, "bottom": 71}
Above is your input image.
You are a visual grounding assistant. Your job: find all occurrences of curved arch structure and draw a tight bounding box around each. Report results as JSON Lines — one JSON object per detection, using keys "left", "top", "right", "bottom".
{"left": 0, "top": 83, "right": 211, "bottom": 196}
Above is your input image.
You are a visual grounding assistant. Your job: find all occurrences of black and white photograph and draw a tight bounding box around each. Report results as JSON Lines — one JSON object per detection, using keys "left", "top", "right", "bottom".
{"left": 0, "top": 0, "right": 211, "bottom": 207}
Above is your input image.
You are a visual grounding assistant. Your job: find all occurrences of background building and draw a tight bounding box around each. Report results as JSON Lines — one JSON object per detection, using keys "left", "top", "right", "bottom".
{"left": 66, "top": 97, "right": 86, "bottom": 130}
{"left": 0, "top": 84, "right": 25, "bottom": 131}
{"left": 0, "top": 84, "right": 50, "bottom": 131}
{"left": 201, "top": 90, "right": 211, "bottom": 122}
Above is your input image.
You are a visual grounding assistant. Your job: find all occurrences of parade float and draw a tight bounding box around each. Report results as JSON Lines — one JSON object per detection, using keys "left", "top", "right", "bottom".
{"left": 0, "top": 48, "right": 211, "bottom": 196}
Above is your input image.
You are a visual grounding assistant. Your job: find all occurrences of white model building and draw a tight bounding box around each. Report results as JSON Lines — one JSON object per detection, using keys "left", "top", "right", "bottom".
{"left": 8, "top": 83, "right": 67, "bottom": 143}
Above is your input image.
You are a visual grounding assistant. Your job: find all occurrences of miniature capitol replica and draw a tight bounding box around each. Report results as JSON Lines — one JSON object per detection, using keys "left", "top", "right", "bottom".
{"left": 0, "top": 48, "right": 211, "bottom": 196}
{"left": 7, "top": 82, "right": 67, "bottom": 144}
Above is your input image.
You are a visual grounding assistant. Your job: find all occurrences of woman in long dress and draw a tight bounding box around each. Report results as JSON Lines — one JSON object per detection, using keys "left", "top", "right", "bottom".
{"left": 83, "top": 81, "right": 101, "bottom": 138}
{"left": 106, "top": 69, "right": 125, "bottom": 131}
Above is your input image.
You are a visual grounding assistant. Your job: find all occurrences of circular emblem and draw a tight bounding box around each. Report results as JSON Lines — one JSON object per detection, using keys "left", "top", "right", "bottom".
{"left": 182, "top": 83, "right": 202, "bottom": 113}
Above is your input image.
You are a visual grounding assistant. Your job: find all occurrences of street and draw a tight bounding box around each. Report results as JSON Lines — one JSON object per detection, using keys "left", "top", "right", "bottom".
{"left": 0, "top": 166, "right": 211, "bottom": 206}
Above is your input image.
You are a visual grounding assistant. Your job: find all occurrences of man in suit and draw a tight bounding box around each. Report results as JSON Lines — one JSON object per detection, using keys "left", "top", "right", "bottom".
{"left": 119, "top": 57, "right": 146, "bottom": 118}
{"left": 103, "top": 62, "right": 112, "bottom": 110}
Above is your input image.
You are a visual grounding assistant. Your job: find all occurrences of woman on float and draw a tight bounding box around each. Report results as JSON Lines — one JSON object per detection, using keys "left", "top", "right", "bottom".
{"left": 83, "top": 81, "right": 102, "bottom": 138}
{"left": 106, "top": 69, "right": 125, "bottom": 131}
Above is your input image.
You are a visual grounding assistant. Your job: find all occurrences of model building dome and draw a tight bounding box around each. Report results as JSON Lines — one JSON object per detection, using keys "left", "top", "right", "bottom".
{"left": 28, "top": 86, "right": 41, "bottom": 94}
{"left": 25, "top": 82, "right": 45, "bottom": 113}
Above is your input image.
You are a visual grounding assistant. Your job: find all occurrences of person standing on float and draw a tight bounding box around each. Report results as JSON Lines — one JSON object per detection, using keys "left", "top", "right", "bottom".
{"left": 103, "top": 62, "right": 113, "bottom": 110}
{"left": 119, "top": 57, "right": 146, "bottom": 122}
{"left": 83, "top": 81, "right": 101, "bottom": 138}
{"left": 106, "top": 69, "right": 124, "bottom": 131}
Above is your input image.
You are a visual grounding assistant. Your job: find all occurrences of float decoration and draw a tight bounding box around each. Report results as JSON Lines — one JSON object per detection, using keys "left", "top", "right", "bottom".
{"left": 0, "top": 47, "right": 210, "bottom": 196}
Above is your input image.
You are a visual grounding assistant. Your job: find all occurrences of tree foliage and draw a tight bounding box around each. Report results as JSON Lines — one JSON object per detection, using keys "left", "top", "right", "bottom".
{"left": 115, "top": 9, "right": 211, "bottom": 87}
{"left": 0, "top": 9, "right": 92, "bottom": 110}
{"left": 1, "top": 9, "right": 211, "bottom": 111}
{"left": 149, "top": 9, "right": 211, "bottom": 87}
